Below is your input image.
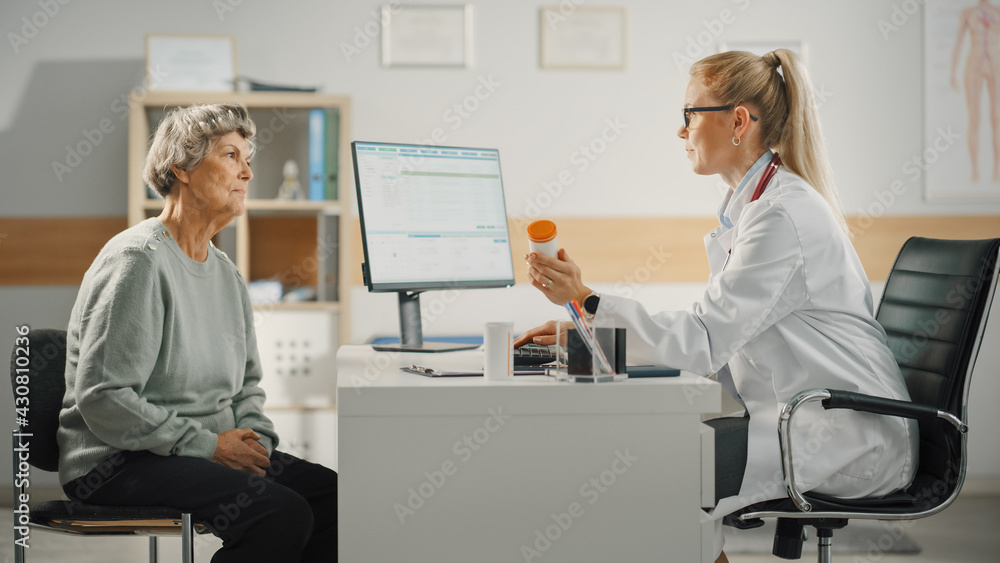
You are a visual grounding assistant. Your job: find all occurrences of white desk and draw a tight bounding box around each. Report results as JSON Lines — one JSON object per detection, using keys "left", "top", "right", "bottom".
{"left": 337, "top": 345, "right": 721, "bottom": 563}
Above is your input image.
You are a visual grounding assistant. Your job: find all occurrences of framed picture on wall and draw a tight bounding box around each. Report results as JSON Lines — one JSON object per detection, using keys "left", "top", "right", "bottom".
{"left": 540, "top": 6, "right": 627, "bottom": 70}
{"left": 381, "top": 4, "right": 473, "bottom": 68}
{"left": 924, "top": 0, "right": 1000, "bottom": 201}
{"left": 145, "top": 34, "right": 237, "bottom": 92}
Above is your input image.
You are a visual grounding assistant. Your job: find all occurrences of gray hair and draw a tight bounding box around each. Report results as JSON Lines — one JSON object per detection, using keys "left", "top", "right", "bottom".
{"left": 142, "top": 103, "right": 257, "bottom": 197}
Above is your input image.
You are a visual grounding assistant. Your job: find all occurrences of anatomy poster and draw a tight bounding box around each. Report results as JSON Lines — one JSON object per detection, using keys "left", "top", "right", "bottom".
{"left": 926, "top": 0, "right": 1000, "bottom": 200}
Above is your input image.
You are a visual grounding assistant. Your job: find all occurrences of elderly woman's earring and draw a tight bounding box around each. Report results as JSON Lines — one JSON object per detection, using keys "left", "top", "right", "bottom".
{"left": 732, "top": 136, "right": 741, "bottom": 146}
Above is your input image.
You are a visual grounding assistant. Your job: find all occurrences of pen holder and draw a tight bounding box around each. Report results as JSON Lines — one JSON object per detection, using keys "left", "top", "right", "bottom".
{"left": 553, "top": 324, "right": 626, "bottom": 383}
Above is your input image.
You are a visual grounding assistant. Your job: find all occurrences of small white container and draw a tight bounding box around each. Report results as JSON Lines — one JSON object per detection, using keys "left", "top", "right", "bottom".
{"left": 527, "top": 220, "right": 558, "bottom": 258}
{"left": 483, "top": 322, "right": 514, "bottom": 380}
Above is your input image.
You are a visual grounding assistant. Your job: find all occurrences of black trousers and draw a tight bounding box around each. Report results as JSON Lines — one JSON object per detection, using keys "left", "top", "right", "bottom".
{"left": 63, "top": 450, "right": 337, "bottom": 563}
{"left": 704, "top": 414, "right": 750, "bottom": 504}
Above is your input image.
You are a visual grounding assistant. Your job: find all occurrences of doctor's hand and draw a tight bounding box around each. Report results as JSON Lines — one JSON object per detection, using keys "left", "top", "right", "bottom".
{"left": 525, "top": 249, "right": 591, "bottom": 306}
{"left": 513, "top": 320, "right": 572, "bottom": 348}
{"left": 212, "top": 428, "right": 271, "bottom": 477}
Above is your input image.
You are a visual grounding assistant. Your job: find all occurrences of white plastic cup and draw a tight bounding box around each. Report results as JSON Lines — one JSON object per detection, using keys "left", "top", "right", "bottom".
{"left": 527, "top": 220, "right": 558, "bottom": 258}
{"left": 483, "top": 322, "right": 514, "bottom": 380}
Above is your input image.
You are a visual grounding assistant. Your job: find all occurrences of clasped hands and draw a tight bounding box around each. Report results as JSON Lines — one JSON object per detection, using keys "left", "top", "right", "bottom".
{"left": 212, "top": 428, "right": 270, "bottom": 477}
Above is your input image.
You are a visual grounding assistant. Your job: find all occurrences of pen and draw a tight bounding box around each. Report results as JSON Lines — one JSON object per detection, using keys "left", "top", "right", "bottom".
{"left": 567, "top": 303, "right": 613, "bottom": 374}
{"left": 569, "top": 300, "right": 591, "bottom": 336}
{"left": 563, "top": 301, "right": 614, "bottom": 374}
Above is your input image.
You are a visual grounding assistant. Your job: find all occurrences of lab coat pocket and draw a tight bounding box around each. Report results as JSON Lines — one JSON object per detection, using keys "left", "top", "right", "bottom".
{"left": 831, "top": 409, "right": 878, "bottom": 481}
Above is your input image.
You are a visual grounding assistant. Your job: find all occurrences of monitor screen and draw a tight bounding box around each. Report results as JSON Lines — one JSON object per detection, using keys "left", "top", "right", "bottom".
{"left": 353, "top": 141, "right": 516, "bottom": 293}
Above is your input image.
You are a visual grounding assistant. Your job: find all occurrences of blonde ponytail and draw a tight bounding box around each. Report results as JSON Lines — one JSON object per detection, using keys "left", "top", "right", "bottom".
{"left": 691, "top": 50, "right": 850, "bottom": 236}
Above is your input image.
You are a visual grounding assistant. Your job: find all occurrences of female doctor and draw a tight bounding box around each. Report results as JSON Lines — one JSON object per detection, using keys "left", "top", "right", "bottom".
{"left": 515, "top": 50, "right": 919, "bottom": 563}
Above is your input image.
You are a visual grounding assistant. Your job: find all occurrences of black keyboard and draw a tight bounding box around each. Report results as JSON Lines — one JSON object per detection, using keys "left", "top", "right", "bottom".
{"left": 513, "top": 343, "right": 558, "bottom": 366}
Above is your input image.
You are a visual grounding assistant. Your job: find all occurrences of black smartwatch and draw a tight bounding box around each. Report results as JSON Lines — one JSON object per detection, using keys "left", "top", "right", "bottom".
{"left": 583, "top": 292, "right": 601, "bottom": 319}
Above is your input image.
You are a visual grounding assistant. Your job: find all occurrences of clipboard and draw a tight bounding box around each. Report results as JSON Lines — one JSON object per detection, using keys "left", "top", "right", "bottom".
{"left": 402, "top": 365, "right": 545, "bottom": 377}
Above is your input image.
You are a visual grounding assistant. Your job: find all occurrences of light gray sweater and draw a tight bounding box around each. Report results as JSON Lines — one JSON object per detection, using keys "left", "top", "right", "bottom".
{"left": 57, "top": 218, "right": 278, "bottom": 485}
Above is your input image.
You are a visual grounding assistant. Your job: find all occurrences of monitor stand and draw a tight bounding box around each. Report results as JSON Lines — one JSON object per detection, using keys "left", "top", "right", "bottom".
{"left": 370, "top": 291, "right": 480, "bottom": 353}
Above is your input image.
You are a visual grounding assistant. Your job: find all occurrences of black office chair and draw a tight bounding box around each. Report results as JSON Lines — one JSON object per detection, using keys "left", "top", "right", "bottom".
{"left": 10, "top": 328, "right": 206, "bottom": 563}
{"left": 732, "top": 237, "right": 1000, "bottom": 562}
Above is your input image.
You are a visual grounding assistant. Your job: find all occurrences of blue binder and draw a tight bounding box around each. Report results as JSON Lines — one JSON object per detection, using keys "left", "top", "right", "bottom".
{"left": 308, "top": 109, "right": 325, "bottom": 201}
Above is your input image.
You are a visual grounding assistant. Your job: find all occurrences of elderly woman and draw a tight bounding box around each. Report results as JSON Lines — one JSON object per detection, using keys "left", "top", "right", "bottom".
{"left": 57, "top": 104, "right": 337, "bottom": 562}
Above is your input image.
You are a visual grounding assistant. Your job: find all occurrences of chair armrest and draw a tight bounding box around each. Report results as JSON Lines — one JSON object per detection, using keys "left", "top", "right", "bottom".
{"left": 822, "top": 389, "right": 967, "bottom": 432}
{"left": 778, "top": 388, "right": 967, "bottom": 512}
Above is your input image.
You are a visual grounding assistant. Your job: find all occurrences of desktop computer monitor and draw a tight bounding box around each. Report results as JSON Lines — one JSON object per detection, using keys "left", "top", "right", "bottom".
{"left": 352, "top": 141, "right": 515, "bottom": 352}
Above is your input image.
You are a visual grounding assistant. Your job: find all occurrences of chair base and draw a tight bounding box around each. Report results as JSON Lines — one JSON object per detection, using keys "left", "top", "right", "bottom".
{"left": 772, "top": 517, "right": 847, "bottom": 562}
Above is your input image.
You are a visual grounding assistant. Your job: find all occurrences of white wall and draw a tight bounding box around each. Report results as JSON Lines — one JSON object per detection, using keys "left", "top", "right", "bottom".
{"left": 2, "top": 0, "right": 998, "bottom": 486}
{"left": 3, "top": 0, "right": 1000, "bottom": 218}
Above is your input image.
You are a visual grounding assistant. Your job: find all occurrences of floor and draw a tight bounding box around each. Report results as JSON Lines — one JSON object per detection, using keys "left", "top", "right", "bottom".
{"left": 0, "top": 495, "right": 996, "bottom": 562}
{"left": 727, "top": 495, "right": 1000, "bottom": 563}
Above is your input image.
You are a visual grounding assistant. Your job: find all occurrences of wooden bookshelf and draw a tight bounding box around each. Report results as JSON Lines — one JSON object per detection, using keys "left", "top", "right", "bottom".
{"left": 126, "top": 91, "right": 353, "bottom": 342}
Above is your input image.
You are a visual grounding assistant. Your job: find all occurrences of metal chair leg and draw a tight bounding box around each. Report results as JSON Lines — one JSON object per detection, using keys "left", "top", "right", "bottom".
{"left": 182, "top": 513, "right": 194, "bottom": 563}
{"left": 149, "top": 536, "right": 158, "bottom": 563}
{"left": 816, "top": 528, "right": 833, "bottom": 563}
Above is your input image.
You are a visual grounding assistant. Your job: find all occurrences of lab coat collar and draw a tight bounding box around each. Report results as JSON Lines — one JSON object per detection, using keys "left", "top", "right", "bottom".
{"left": 716, "top": 149, "right": 774, "bottom": 230}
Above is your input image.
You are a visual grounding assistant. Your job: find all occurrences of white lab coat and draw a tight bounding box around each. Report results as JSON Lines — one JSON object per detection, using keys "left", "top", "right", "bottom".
{"left": 594, "top": 163, "right": 919, "bottom": 522}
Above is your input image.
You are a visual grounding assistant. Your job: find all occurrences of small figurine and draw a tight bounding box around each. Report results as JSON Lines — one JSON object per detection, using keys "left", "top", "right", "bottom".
{"left": 277, "top": 159, "right": 305, "bottom": 200}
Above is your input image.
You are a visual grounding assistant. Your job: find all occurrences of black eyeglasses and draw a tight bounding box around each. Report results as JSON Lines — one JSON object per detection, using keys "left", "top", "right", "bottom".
{"left": 682, "top": 106, "right": 758, "bottom": 128}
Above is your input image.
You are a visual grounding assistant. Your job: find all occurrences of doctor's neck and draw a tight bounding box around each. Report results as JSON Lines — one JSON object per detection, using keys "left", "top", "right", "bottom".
{"left": 720, "top": 147, "right": 769, "bottom": 190}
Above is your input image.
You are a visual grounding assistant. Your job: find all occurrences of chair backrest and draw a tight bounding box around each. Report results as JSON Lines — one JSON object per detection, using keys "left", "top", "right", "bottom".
{"left": 9, "top": 328, "right": 67, "bottom": 472}
{"left": 875, "top": 237, "right": 999, "bottom": 499}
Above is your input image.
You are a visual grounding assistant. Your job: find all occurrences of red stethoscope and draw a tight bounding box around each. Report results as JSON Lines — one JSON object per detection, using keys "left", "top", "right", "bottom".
{"left": 750, "top": 153, "right": 782, "bottom": 203}
{"left": 723, "top": 153, "right": 782, "bottom": 270}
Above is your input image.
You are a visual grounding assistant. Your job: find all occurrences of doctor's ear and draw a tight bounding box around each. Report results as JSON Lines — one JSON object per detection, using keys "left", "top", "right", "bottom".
{"left": 732, "top": 106, "right": 756, "bottom": 138}
{"left": 733, "top": 106, "right": 752, "bottom": 126}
